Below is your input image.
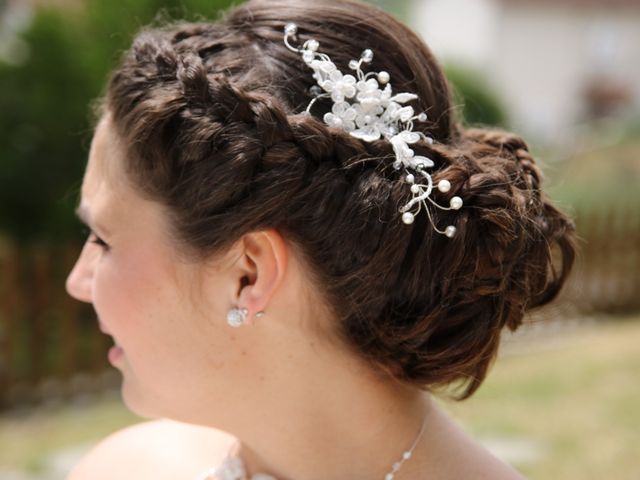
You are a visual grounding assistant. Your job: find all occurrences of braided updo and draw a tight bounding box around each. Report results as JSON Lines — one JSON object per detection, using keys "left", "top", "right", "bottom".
{"left": 102, "top": 0, "right": 576, "bottom": 399}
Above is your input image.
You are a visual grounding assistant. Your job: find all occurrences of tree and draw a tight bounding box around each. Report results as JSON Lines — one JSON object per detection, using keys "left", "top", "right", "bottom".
{"left": 0, "top": 0, "right": 234, "bottom": 243}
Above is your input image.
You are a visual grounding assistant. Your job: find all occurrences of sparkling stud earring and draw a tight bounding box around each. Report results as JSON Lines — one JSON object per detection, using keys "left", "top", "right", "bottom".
{"left": 227, "top": 307, "right": 248, "bottom": 328}
{"left": 255, "top": 311, "right": 265, "bottom": 319}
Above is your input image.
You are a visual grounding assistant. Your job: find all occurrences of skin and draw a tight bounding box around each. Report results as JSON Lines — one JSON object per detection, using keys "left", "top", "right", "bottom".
{"left": 65, "top": 114, "right": 525, "bottom": 480}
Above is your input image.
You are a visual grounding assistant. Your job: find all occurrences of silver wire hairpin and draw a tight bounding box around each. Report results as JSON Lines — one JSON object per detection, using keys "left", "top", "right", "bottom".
{"left": 283, "top": 22, "right": 463, "bottom": 237}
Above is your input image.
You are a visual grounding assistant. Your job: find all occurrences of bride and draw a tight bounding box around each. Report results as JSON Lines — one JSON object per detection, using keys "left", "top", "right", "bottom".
{"left": 65, "top": 0, "right": 575, "bottom": 478}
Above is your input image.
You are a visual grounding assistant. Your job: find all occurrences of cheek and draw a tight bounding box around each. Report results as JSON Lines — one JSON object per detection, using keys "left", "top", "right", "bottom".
{"left": 93, "top": 246, "right": 171, "bottom": 334}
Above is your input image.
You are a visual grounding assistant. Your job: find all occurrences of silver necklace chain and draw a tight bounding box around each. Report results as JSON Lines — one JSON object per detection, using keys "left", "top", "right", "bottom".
{"left": 383, "top": 414, "right": 427, "bottom": 480}
{"left": 197, "top": 415, "right": 427, "bottom": 480}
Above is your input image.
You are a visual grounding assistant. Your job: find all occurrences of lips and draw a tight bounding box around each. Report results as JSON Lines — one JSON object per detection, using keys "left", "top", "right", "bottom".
{"left": 108, "top": 344, "right": 124, "bottom": 365}
{"left": 97, "top": 320, "right": 124, "bottom": 365}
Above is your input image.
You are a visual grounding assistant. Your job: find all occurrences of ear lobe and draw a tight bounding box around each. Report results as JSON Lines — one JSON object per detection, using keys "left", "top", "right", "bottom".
{"left": 235, "top": 229, "right": 288, "bottom": 321}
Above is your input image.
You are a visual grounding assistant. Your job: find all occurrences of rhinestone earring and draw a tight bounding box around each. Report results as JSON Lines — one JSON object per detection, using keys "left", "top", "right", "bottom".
{"left": 226, "top": 307, "right": 248, "bottom": 328}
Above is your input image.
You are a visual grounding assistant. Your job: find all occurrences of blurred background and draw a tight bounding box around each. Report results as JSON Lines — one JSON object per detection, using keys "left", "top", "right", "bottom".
{"left": 0, "top": 0, "right": 638, "bottom": 478}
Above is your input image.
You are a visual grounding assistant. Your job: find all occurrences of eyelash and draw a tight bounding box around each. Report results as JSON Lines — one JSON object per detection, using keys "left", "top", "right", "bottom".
{"left": 82, "top": 226, "right": 110, "bottom": 250}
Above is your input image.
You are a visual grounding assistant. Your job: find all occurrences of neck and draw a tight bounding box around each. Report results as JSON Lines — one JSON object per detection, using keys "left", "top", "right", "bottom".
{"left": 188, "top": 290, "right": 438, "bottom": 480}
{"left": 222, "top": 351, "right": 434, "bottom": 480}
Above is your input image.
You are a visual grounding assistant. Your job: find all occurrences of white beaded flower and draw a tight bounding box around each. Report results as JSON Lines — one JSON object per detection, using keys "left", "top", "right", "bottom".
{"left": 324, "top": 101, "right": 357, "bottom": 132}
{"left": 284, "top": 22, "right": 463, "bottom": 237}
{"left": 322, "top": 70, "right": 357, "bottom": 102}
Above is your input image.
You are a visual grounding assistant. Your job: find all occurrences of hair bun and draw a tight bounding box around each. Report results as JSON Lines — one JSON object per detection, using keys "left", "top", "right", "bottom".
{"left": 455, "top": 126, "right": 576, "bottom": 318}
{"left": 463, "top": 127, "right": 540, "bottom": 191}
{"left": 103, "top": 0, "right": 577, "bottom": 400}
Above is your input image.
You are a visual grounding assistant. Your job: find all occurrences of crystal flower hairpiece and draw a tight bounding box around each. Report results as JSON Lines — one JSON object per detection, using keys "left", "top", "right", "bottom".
{"left": 283, "top": 22, "right": 463, "bottom": 237}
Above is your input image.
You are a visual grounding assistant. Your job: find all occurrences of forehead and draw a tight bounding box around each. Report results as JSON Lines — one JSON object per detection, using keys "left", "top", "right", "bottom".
{"left": 79, "top": 115, "right": 149, "bottom": 233}
{"left": 84, "top": 114, "right": 124, "bottom": 195}
{"left": 80, "top": 114, "right": 186, "bottom": 258}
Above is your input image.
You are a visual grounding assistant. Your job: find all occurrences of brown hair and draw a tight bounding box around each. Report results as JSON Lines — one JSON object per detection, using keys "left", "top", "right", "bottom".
{"left": 101, "top": 0, "right": 576, "bottom": 399}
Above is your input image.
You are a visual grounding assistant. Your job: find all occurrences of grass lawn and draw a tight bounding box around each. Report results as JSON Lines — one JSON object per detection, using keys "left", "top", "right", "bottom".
{"left": 0, "top": 392, "right": 140, "bottom": 474}
{"left": 440, "top": 314, "right": 640, "bottom": 479}
{"left": 2, "top": 314, "right": 639, "bottom": 479}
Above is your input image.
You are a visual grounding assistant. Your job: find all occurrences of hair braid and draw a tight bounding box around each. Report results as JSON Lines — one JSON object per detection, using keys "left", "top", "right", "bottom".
{"left": 101, "top": 0, "right": 577, "bottom": 400}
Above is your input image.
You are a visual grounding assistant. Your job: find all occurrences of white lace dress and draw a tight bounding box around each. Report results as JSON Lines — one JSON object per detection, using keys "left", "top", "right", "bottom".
{"left": 195, "top": 454, "right": 277, "bottom": 480}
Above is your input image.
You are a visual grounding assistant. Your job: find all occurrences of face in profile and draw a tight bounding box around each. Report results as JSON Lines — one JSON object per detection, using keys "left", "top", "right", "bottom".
{"left": 65, "top": 114, "right": 267, "bottom": 423}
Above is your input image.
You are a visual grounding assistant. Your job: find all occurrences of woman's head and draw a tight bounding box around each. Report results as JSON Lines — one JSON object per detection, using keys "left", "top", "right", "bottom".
{"left": 67, "top": 112, "right": 330, "bottom": 423}
{"left": 69, "top": 0, "right": 576, "bottom": 409}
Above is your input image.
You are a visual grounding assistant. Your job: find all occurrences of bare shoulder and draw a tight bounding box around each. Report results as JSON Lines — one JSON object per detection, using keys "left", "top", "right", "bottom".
{"left": 426, "top": 401, "right": 528, "bottom": 480}
{"left": 66, "top": 419, "right": 236, "bottom": 480}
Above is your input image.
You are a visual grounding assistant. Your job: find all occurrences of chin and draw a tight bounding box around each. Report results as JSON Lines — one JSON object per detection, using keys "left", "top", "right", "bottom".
{"left": 119, "top": 377, "right": 163, "bottom": 420}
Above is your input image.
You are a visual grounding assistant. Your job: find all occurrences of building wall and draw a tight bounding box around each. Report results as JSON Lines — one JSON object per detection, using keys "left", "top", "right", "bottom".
{"left": 410, "top": 0, "right": 640, "bottom": 142}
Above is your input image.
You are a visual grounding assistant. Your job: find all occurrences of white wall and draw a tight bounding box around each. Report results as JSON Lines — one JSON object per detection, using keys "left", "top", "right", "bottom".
{"left": 410, "top": 0, "right": 640, "bottom": 142}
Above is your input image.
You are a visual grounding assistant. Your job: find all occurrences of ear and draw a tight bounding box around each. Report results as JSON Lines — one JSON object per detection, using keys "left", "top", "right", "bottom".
{"left": 233, "top": 229, "right": 288, "bottom": 323}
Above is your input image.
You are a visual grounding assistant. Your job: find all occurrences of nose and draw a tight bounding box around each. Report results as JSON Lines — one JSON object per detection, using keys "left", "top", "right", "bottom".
{"left": 65, "top": 242, "right": 96, "bottom": 303}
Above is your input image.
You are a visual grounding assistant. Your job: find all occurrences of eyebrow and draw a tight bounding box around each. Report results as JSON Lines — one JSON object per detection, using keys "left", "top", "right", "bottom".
{"left": 74, "top": 204, "right": 111, "bottom": 235}
{"left": 74, "top": 204, "right": 89, "bottom": 224}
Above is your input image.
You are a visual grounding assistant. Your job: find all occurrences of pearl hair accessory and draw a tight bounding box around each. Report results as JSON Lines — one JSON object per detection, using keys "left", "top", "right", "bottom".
{"left": 284, "top": 22, "right": 463, "bottom": 237}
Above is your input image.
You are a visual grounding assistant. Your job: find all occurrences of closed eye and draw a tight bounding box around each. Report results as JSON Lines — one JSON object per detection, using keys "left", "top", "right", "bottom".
{"left": 81, "top": 226, "right": 110, "bottom": 250}
{"left": 90, "top": 234, "right": 110, "bottom": 249}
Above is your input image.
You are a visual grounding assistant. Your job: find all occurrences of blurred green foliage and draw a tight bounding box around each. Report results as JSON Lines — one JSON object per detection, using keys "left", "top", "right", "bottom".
{"left": 0, "top": 0, "right": 504, "bottom": 244}
{"left": 0, "top": 0, "right": 235, "bottom": 244}
{"left": 445, "top": 63, "right": 509, "bottom": 128}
